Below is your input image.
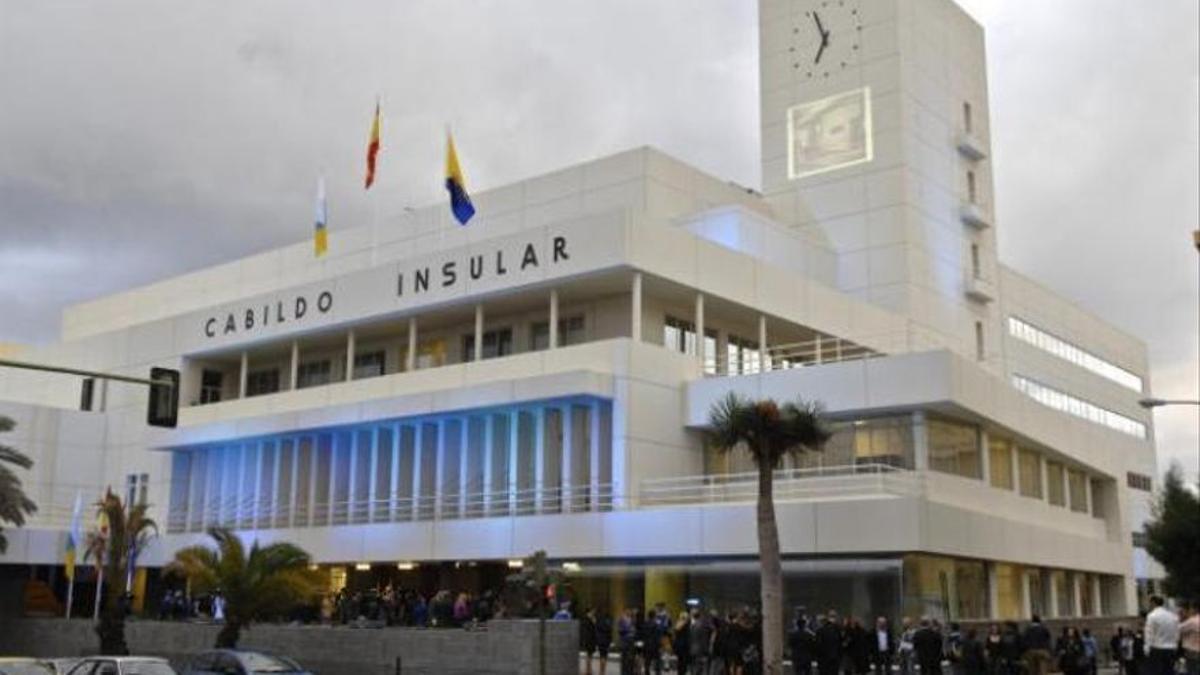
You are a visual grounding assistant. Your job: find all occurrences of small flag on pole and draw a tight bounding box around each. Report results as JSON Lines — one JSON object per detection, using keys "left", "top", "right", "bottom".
{"left": 365, "top": 101, "right": 381, "bottom": 189}
{"left": 314, "top": 176, "right": 328, "bottom": 257}
{"left": 445, "top": 130, "right": 475, "bottom": 226}
{"left": 64, "top": 491, "right": 82, "bottom": 582}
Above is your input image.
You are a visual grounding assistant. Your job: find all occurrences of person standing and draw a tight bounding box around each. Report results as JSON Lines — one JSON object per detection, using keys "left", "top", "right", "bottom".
{"left": 870, "top": 617, "right": 895, "bottom": 675}
{"left": 690, "top": 609, "right": 715, "bottom": 675}
{"left": 1144, "top": 596, "right": 1180, "bottom": 675}
{"left": 596, "top": 608, "right": 614, "bottom": 675}
{"left": 983, "top": 624, "right": 1002, "bottom": 674}
{"left": 897, "top": 617, "right": 916, "bottom": 675}
{"left": 1021, "top": 615, "right": 1053, "bottom": 675}
{"left": 1180, "top": 604, "right": 1200, "bottom": 675}
{"left": 619, "top": 608, "right": 638, "bottom": 675}
{"left": 913, "top": 618, "right": 944, "bottom": 675}
{"left": 1080, "top": 628, "right": 1098, "bottom": 675}
{"left": 959, "top": 628, "right": 987, "bottom": 675}
{"left": 790, "top": 610, "right": 817, "bottom": 675}
{"left": 817, "top": 612, "right": 845, "bottom": 675}
{"left": 581, "top": 607, "right": 599, "bottom": 675}
{"left": 673, "top": 610, "right": 692, "bottom": 675}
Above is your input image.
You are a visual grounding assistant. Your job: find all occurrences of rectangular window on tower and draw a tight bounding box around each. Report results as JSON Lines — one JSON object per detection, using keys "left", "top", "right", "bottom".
{"left": 971, "top": 244, "right": 981, "bottom": 279}
{"left": 975, "top": 321, "right": 985, "bottom": 361}
{"left": 963, "top": 101, "right": 973, "bottom": 133}
{"left": 125, "top": 473, "right": 149, "bottom": 506}
{"left": 967, "top": 170, "right": 978, "bottom": 204}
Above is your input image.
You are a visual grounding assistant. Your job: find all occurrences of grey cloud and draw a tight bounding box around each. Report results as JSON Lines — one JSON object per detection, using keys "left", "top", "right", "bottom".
{"left": 0, "top": 0, "right": 1195, "bottom": 477}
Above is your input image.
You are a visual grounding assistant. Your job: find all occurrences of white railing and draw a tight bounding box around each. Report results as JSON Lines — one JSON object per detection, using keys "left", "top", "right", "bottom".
{"left": 162, "top": 484, "right": 619, "bottom": 534}
{"left": 639, "top": 463, "right": 921, "bottom": 507}
{"left": 702, "top": 327, "right": 952, "bottom": 378}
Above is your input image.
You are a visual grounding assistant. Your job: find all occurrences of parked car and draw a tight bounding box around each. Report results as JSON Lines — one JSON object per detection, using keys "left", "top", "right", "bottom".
{"left": 47, "top": 660, "right": 79, "bottom": 675}
{"left": 0, "top": 658, "right": 57, "bottom": 675}
{"left": 182, "top": 651, "right": 310, "bottom": 675}
{"left": 63, "top": 658, "right": 176, "bottom": 675}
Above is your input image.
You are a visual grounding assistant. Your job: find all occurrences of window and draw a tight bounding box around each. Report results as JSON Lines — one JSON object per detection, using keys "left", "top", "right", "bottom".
{"left": 416, "top": 339, "right": 447, "bottom": 369}
{"left": 530, "top": 315, "right": 585, "bottom": 351}
{"left": 664, "top": 315, "right": 696, "bottom": 355}
{"left": 296, "top": 359, "right": 332, "bottom": 389}
{"left": 200, "top": 369, "right": 223, "bottom": 404}
{"left": 125, "top": 473, "right": 148, "bottom": 506}
{"left": 80, "top": 377, "right": 95, "bottom": 411}
{"left": 245, "top": 368, "right": 280, "bottom": 397}
{"left": 988, "top": 437, "right": 1014, "bottom": 490}
{"left": 1007, "top": 317, "right": 1143, "bottom": 391}
{"left": 967, "top": 170, "right": 977, "bottom": 204}
{"left": 1012, "top": 374, "right": 1146, "bottom": 438}
{"left": 1018, "top": 448, "right": 1043, "bottom": 498}
{"left": 970, "top": 244, "right": 981, "bottom": 279}
{"left": 353, "top": 350, "right": 386, "bottom": 379}
{"left": 726, "top": 335, "right": 762, "bottom": 375}
{"left": 975, "top": 321, "right": 985, "bottom": 361}
{"left": 1068, "top": 469, "right": 1088, "bottom": 513}
{"left": 927, "top": 418, "right": 982, "bottom": 480}
{"left": 963, "top": 101, "right": 973, "bottom": 133}
{"left": 1046, "top": 461, "right": 1066, "bottom": 506}
{"left": 1126, "top": 472, "right": 1152, "bottom": 492}
{"left": 463, "top": 327, "right": 514, "bottom": 362}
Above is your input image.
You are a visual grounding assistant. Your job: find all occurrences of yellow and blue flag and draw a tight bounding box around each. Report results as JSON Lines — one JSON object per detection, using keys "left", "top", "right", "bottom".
{"left": 64, "top": 491, "right": 82, "bottom": 582}
{"left": 445, "top": 131, "right": 475, "bottom": 225}
{"left": 314, "top": 176, "right": 328, "bottom": 257}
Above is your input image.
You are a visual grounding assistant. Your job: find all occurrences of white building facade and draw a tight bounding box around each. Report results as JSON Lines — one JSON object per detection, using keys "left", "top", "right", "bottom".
{"left": 0, "top": 0, "right": 1160, "bottom": 622}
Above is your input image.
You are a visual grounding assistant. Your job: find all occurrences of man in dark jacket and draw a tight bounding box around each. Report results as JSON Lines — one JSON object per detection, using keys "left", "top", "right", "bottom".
{"left": 1022, "top": 615, "right": 1054, "bottom": 675}
{"left": 816, "top": 611, "right": 845, "bottom": 675}
{"left": 871, "top": 616, "right": 896, "bottom": 675}
{"left": 913, "top": 617, "right": 945, "bottom": 675}
{"left": 790, "top": 609, "right": 817, "bottom": 675}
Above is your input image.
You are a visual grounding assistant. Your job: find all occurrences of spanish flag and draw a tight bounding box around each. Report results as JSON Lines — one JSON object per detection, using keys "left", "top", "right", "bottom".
{"left": 365, "top": 102, "right": 381, "bottom": 189}
{"left": 445, "top": 130, "right": 475, "bottom": 225}
{"left": 314, "top": 176, "right": 328, "bottom": 257}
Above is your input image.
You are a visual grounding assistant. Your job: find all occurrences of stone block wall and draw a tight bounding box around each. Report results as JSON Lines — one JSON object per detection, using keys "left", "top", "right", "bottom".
{"left": 0, "top": 618, "right": 579, "bottom": 675}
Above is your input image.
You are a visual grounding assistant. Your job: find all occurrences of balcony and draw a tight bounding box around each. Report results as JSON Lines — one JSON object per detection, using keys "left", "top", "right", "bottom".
{"left": 956, "top": 131, "right": 988, "bottom": 161}
{"left": 960, "top": 202, "right": 992, "bottom": 230}
{"left": 639, "top": 463, "right": 921, "bottom": 507}
{"left": 965, "top": 272, "right": 996, "bottom": 303}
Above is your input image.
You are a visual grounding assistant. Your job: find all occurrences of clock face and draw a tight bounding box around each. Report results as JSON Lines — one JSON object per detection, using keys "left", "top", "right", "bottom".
{"left": 789, "top": 0, "right": 864, "bottom": 80}
{"left": 788, "top": 87, "right": 874, "bottom": 180}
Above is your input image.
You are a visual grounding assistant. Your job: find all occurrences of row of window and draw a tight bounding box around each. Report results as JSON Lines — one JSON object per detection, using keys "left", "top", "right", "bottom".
{"left": 1126, "top": 472, "right": 1153, "bottom": 492}
{"left": 168, "top": 398, "right": 615, "bottom": 533}
{"left": 199, "top": 316, "right": 588, "bottom": 403}
{"left": 664, "top": 315, "right": 766, "bottom": 376}
{"left": 1008, "top": 317, "right": 1143, "bottom": 392}
{"left": 1012, "top": 375, "right": 1146, "bottom": 439}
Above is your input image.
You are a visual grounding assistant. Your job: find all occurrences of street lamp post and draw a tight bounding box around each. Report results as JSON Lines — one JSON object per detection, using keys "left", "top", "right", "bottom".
{"left": 1138, "top": 398, "right": 1200, "bottom": 409}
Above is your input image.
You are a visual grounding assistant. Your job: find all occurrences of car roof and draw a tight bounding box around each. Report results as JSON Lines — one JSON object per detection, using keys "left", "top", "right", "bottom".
{"left": 78, "top": 657, "right": 169, "bottom": 663}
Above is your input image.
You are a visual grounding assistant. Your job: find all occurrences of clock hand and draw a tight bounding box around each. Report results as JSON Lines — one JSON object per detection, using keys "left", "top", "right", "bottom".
{"left": 815, "top": 39, "right": 827, "bottom": 64}
{"left": 813, "top": 11, "right": 826, "bottom": 36}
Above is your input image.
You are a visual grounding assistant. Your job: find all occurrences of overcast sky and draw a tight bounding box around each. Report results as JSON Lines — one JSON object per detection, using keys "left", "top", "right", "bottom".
{"left": 0, "top": 0, "right": 1196, "bottom": 479}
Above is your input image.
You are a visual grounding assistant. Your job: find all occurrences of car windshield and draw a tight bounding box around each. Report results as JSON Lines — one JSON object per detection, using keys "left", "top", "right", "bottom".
{"left": 0, "top": 664, "right": 55, "bottom": 675}
{"left": 121, "top": 663, "right": 177, "bottom": 675}
{"left": 240, "top": 654, "right": 301, "bottom": 673}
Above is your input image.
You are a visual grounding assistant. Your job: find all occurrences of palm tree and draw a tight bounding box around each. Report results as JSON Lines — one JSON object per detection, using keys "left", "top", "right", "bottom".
{"left": 707, "top": 393, "right": 831, "bottom": 675}
{"left": 84, "top": 488, "right": 157, "bottom": 655}
{"left": 0, "top": 416, "right": 37, "bottom": 554}
{"left": 167, "top": 527, "right": 322, "bottom": 648}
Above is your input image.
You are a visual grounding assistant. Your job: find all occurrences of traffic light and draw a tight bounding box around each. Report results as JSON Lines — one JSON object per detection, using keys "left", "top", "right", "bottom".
{"left": 147, "top": 367, "right": 180, "bottom": 428}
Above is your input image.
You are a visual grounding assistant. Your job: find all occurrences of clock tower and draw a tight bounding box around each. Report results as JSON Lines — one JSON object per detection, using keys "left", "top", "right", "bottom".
{"left": 759, "top": 0, "right": 1000, "bottom": 366}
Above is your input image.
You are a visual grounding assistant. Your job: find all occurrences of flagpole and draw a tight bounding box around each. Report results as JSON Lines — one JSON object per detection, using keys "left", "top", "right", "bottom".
{"left": 93, "top": 567, "right": 103, "bottom": 621}
{"left": 65, "top": 576, "right": 75, "bottom": 619}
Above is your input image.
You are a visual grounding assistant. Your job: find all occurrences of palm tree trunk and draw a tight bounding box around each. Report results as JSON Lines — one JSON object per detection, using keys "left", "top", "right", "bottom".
{"left": 758, "top": 457, "right": 784, "bottom": 675}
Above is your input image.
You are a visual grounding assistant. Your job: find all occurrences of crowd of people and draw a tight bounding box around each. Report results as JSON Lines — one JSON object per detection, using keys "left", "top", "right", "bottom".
{"left": 153, "top": 582, "right": 1200, "bottom": 675}
{"left": 567, "top": 595, "right": 1200, "bottom": 675}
